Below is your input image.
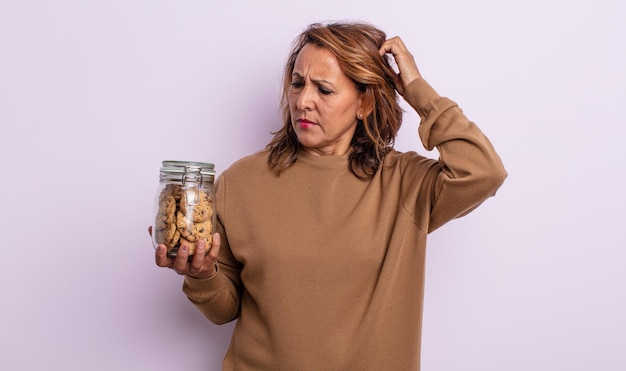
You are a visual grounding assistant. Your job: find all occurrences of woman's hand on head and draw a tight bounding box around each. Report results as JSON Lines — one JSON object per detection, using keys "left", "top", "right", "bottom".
{"left": 379, "top": 36, "right": 422, "bottom": 96}
{"left": 150, "top": 226, "right": 221, "bottom": 280}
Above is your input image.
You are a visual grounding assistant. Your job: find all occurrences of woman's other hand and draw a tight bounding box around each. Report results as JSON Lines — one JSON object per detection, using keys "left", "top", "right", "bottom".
{"left": 379, "top": 36, "right": 422, "bottom": 96}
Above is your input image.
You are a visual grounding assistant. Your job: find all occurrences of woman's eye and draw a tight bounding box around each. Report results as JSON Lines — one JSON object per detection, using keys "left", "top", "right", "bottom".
{"left": 319, "top": 87, "right": 332, "bottom": 95}
{"left": 291, "top": 81, "right": 304, "bottom": 88}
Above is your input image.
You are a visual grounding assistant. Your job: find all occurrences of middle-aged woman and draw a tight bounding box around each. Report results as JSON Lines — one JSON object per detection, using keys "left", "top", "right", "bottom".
{"left": 155, "top": 21, "right": 507, "bottom": 370}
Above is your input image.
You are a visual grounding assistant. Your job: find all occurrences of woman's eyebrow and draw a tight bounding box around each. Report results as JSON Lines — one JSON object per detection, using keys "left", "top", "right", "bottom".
{"left": 291, "top": 72, "right": 335, "bottom": 87}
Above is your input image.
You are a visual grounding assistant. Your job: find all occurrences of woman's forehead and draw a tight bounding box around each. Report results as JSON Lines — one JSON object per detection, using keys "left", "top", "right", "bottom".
{"left": 292, "top": 44, "right": 347, "bottom": 82}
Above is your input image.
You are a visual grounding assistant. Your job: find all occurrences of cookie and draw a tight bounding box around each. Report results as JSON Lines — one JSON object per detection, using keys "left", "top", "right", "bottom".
{"left": 180, "top": 189, "right": 213, "bottom": 223}
{"left": 155, "top": 222, "right": 180, "bottom": 250}
{"left": 167, "top": 184, "right": 183, "bottom": 200}
{"left": 159, "top": 184, "right": 183, "bottom": 202}
{"left": 155, "top": 194, "right": 176, "bottom": 230}
{"left": 176, "top": 211, "right": 212, "bottom": 242}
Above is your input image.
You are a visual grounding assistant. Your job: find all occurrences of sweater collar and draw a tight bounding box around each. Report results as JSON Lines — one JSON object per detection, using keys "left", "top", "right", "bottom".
{"left": 297, "top": 148, "right": 351, "bottom": 170}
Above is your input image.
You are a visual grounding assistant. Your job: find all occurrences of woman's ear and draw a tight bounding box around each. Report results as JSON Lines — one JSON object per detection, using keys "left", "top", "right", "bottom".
{"left": 358, "top": 93, "right": 374, "bottom": 120}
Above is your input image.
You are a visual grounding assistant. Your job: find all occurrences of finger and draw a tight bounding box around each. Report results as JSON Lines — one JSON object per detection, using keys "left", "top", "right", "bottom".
{"left": 155, "top": 244, "right": 173, "bottom": 267}
{"left": 379, "top": 37, "right": 413, "bottom": 70}
{"left": 379, "top": 41, "right": 392, "bottom": 56}
{"left": 173, "top": 243, "right": 191, "bottom": 273}
{"left": 189, "top": 240, "right": 206, "bottom": 274}
{"left": 379, "top": 36, "right": 408, "bottom": 56}
{"left": 208, "top": 233, "right": 221, "bottom": 262}
{"left": 379, "top": 37, "right": 396, "bottom": 55}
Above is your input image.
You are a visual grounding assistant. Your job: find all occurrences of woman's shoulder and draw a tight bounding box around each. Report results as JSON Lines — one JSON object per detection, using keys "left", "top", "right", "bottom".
{"left": 222, "top": 150, "right": 271, "bottom": 177}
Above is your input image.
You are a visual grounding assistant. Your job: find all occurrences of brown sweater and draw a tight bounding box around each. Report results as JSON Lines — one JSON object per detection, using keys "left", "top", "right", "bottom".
{"left": 183, "top": 78, "right": 507, "bottom": 370}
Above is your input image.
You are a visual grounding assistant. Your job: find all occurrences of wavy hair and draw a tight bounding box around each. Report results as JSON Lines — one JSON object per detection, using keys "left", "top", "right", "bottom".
{"left": 266, "top": 21, "right": 403, "bottom": 179}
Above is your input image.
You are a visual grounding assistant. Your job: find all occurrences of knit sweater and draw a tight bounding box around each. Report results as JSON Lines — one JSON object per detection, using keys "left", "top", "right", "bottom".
{"left": 183, "top": 78, "right": 507, "bottom": 370}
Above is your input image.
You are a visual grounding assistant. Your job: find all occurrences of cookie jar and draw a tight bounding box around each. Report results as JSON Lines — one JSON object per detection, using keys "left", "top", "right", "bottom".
{"left": 152, "top": 161, "right": 216, "bottom": 257}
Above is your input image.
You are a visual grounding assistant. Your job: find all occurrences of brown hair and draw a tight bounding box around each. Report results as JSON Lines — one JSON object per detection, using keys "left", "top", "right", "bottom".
{"left": 266, "top": 21, "right": 403, "bottom": 179}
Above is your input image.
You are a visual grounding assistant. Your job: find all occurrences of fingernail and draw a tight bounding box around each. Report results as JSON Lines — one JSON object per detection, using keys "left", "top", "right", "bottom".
{"left": 181, "top": 245, "right": 188, "bottom": 252}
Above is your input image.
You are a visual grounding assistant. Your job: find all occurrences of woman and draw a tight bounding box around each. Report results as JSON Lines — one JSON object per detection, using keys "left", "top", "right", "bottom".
{"left": 155, "top": 21, "right": 507, "bottom": 370}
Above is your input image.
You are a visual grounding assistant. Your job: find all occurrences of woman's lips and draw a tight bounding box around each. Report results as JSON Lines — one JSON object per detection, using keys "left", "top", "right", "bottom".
{"left": 297, "top": 118, "right": 316, "bottom": 129}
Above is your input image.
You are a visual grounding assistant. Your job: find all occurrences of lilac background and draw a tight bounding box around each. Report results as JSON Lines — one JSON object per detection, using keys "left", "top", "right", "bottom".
{"left": 1, "top": 0, "right": 624, "bottom": 370}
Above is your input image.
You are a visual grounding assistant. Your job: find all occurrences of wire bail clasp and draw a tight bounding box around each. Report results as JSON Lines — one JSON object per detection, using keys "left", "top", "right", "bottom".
{"left": 182, "top": 166, "right": 203, "bottom": 206}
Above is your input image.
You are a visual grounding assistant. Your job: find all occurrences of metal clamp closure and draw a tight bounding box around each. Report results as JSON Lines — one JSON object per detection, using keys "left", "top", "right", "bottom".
{"left": 182, "top": 167, "right": 203, "bottom": 206}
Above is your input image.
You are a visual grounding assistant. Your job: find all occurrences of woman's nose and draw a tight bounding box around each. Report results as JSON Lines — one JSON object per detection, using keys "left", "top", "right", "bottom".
{"left": 296, "top": 85, "right": 314, "bottom": 111}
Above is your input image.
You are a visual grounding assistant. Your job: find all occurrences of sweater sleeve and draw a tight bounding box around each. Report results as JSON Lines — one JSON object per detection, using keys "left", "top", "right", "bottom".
{"left": 402, "top": 78, "right": 507, "bottom": 232}
{"left": 182, "top": 174, "right": 243, "bottom": 325}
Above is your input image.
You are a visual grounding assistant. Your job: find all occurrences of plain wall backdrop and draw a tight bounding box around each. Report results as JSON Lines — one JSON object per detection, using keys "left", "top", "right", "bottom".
{"left": 1, "top": 0, "right": 624, "bottom": 370}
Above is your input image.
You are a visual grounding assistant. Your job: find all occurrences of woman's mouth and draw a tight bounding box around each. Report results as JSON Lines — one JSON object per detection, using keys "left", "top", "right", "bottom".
{"left": 297, "top": 118, "right": 316, "bottom": 129}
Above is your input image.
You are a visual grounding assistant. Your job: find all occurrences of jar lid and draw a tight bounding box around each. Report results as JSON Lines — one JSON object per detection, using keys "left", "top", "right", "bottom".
{"left": 159, "top": 160, "right": 215, "bottom": 183}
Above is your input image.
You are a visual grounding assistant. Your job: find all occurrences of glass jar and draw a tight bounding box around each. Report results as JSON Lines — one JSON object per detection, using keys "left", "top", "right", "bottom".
{"left": 152, "top": 161, "right": 216, "bottom": 258}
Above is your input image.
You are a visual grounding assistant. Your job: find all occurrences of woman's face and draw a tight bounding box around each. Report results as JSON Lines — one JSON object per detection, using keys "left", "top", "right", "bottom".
{"left": 288, "top": 44, "right": 363, "bottom": 156}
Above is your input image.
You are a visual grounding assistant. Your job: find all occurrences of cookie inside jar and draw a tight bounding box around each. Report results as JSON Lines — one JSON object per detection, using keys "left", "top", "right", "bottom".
{"left": 153, "top": 161, "right": 216, "bottom": 258}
